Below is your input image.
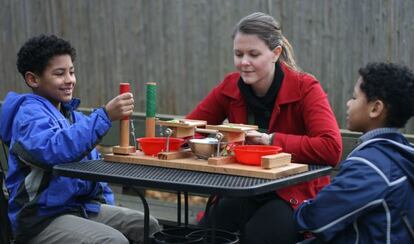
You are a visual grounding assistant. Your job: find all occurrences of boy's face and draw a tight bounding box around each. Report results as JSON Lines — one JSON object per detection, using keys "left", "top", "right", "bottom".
{"left": 34, "top": 54, "right": 76, "bottom": 108}
{"left": 346, "top": 78, "right": 372, "bottom": 133}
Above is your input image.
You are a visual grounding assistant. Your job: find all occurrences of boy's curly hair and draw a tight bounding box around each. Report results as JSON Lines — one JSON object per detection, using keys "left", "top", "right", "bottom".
{"left": 17, "top": 34, "right": 76, "bottom": 78}
{"left": 359, "top": 62, "right": 414, "bottom": 128}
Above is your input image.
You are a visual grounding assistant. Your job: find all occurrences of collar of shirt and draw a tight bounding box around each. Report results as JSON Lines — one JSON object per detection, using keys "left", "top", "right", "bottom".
{"left": 358, "top": 127, "right": 400, "bottom": 143}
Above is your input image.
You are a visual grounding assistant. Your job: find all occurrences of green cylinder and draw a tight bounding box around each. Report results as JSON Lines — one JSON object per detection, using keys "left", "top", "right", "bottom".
{"left": 146, "top": 82, "right": 157, "bottom": 117}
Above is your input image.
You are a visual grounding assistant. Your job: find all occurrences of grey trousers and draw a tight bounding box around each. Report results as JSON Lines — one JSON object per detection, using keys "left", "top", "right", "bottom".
{"left": 28, "top": 204, "right": 161, "bottom": 244}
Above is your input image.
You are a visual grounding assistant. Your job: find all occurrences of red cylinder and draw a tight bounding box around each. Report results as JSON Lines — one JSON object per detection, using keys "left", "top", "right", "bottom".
{"left": 120, "top": 83, "right": 130, "bottom": 94}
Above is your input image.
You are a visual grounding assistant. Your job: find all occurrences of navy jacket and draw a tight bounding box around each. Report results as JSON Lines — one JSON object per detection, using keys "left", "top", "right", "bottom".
{"left": 0, "top": 92, "right": 114, "bottom": 242}
{"left": 295, "top": 129, "right": 414, "bottom": 243}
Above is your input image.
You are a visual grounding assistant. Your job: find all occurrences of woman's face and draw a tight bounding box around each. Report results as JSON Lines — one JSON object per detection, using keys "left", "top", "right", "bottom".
{"left": 233, "top": 32, "right": 280, "bottom": 88}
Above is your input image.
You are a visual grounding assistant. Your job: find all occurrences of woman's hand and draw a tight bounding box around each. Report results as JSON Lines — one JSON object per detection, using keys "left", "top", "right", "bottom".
{"left": 245, "top": 131, "right": 274, "bottom": 145}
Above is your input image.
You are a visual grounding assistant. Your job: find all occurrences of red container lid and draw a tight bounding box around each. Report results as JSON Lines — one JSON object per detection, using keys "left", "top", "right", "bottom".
{"left": 233, "top": 145, "right": 282, "bottom": 165}
{"left": 137, "top": 137, "right": 184, "bottom": 156}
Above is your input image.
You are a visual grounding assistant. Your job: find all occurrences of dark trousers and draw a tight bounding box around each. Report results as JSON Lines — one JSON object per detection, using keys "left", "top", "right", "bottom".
{"left": 199, "top": 193, "right": 299, "bottom": 244}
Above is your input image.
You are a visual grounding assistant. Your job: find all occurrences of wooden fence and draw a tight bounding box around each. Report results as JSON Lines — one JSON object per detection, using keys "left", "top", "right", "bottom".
{"left": 1, "top": 0, "right": 413, "bottom": 132}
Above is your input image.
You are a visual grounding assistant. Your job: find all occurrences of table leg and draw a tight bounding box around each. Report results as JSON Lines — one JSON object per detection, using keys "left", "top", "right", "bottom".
{"left": 204, "top": 196, "right": 219, "bottom": 244}
{"left": 211, "top": 198, "right": 217, "bottom": 244}
{"left": 175, "top": 192, "right": 189, "bottom": 226}
{"left": 205, "top": 195, "right": 215, "bottom": 216}
{"left": 184, "top": 191, "right": 189, "bottom": 226}
{"left": 132, "top": 188, "right": 150, "bottom": 244}
{"left": 176, "top": 191, "right": 181, "bottom": 226}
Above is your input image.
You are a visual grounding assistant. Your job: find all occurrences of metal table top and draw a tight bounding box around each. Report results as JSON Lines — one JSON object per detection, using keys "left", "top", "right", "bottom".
{"left": 53, "top": 160, "right": 332, "bottom": 197}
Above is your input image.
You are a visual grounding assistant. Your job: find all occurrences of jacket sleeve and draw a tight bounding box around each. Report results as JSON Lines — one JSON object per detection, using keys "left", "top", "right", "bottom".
{"left": 274, "top": 77, "right": 342, "bottom": 166}
{"left": 11, "top": 105, "right": 111, "bottom": 167}
{"left": 294, "top": 158, "right": 388, "bottom": 241}
{"left": 186, "top": 79, "right": 230, "bottom": 125}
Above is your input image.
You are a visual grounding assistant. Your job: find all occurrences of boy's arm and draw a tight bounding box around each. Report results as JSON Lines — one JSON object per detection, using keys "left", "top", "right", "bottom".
{"left": 294, "top": 157, "right": 388, "bottom": 241}
{"left": 11, "top": 105, "right": 111, "bottom": 168}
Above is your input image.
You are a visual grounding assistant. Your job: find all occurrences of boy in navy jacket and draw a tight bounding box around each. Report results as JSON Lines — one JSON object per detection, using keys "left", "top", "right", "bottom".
{"left": 294, "top": 62, "right": 414, "bottom": 243}
{"left": 0, "top": 35, "right": 160, "bottom": 243}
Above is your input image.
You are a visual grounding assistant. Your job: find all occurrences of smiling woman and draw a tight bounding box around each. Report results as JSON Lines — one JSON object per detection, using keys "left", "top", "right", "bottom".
{"left": 186, "top": 12, "right": 342, "bottom": 243}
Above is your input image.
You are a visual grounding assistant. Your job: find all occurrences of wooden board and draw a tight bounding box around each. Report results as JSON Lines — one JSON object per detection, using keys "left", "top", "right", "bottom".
{"left": 104, "top": 152, "right": 308, "bottom": 179}
{"left": 206, "top": 123, "right": 258, "bottom": 133}
{"left": 156, "top": 119, "right": 207, "bottom": 128}
{"left": 223, "top": 123, "right": 259, "bottom": 129}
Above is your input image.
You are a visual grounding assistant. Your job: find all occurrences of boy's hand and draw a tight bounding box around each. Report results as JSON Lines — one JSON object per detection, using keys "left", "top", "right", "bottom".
{"left": 105, "top": 93, "right": 134, "bottom": 121}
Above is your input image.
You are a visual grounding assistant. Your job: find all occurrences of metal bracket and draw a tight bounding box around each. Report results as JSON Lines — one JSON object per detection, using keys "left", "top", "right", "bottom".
{"left": 164, "top": 128, "right": 173, "bottom": 152}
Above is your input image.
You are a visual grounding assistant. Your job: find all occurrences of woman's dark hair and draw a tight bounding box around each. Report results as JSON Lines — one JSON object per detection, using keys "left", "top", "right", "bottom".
{"left": 17, "top": 34, "right": 76, "bottom": 78}
{"left": 232, "top": 12, "right": 299, "bottom": 71}
{"left": 359, "top": 62, "right": 414, "bottom": 128}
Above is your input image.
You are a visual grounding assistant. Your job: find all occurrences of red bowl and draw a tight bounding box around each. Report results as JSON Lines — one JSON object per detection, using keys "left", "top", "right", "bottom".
{"left": 137, "top": 137, "right": 185, "bottom": 156}
{"left": 233, "top": 145, "right": 282, "bottom": 165}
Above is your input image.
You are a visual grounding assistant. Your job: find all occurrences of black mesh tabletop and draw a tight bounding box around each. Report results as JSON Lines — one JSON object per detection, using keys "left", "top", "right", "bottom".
{"left": 53, "top": 160, "right": 332, "bottom": 197}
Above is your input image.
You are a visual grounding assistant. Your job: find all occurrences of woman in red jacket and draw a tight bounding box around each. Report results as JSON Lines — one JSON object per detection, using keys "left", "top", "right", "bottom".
{"left": 186, "top": 12, "right": 342, "bottom": 243}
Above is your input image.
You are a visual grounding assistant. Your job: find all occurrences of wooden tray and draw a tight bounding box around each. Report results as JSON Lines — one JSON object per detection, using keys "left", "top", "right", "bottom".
{"left": 104, "top": 152, "right": 308, "bottom": 179}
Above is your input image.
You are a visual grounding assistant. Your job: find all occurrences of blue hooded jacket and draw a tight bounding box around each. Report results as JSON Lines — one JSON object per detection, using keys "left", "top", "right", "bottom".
{"left": 294, "top": 129, "right": 414, "bottom": 243}
{"left": 0, "top": 92, "right": 114, "bottom": 242}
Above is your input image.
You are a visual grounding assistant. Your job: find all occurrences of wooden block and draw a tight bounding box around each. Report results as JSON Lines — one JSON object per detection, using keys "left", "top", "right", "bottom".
{"left": 173, "top": 127, "right": 194, "bottom": 138}
{"left": 261, "top": 153, "right": 291, "bottom": 169}
{"left": 207, "top": 156, "right": 236, "bottom": 165}
{"left": 222, "top": 131, "right": 245, "bottom": 143}
{"left": 112, "top": 146, "right": 136, "bottom": 155}
{"left": 158, "top": 149, "right": 193, "bottom": 160}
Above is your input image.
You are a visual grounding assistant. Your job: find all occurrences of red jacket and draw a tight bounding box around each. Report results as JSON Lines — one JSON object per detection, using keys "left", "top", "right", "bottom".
{"left": 187, "top": 63, "right": 342, "bottom": 208}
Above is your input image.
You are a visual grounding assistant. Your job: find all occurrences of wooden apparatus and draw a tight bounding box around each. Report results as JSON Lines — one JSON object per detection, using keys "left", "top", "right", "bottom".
{"left": 105, "top": 118, "right": 301, "bottom": 179}
{"left": 112, "top": 83, "right": 136, "bottom": 155}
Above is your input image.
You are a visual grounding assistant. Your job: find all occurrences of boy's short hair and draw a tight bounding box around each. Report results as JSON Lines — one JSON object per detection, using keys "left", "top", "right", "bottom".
{"left": 359, "top": 62, "right": 414, "bottom": 128}
{"left": 16, "top": 34, "right": 76, "bottom": 78}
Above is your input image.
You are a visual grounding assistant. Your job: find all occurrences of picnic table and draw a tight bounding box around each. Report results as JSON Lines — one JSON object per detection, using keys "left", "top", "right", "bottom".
{"left": 53, "top": 160, "right": 332, "bottom": 244}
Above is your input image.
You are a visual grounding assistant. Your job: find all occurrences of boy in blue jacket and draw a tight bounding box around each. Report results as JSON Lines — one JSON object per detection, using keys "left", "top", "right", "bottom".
{"left": 294, "top": 62, "right": 414, "bottom": 243}
{"left": 0, "top": 35, "right": 160, "bottom": 243}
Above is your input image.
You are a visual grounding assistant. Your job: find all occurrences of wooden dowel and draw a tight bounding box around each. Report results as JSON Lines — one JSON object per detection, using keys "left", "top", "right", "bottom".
{"left": 145, "top": 82, "right": 157, "bottom": 137}
{"left": 113, "top": 83, "right": 135, "bottom": 155}
{"left": 120, "top": 120, "right": 130, "bottom": 147}
{"left": 120, "top": 83, "right": 131, "bottom": 147}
